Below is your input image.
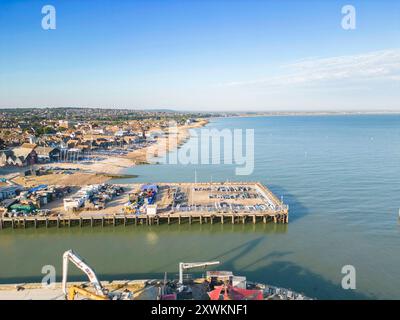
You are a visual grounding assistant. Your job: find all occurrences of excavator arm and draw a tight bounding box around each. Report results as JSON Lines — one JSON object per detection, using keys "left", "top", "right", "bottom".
{"left": 62, "top": 249, "right": 108, "bottom": 300}
{"left": 179, "top": 261, "right": 220, "bottom": 284}
{"left": 67, "top": 286, "right": 109, "bottom": 300}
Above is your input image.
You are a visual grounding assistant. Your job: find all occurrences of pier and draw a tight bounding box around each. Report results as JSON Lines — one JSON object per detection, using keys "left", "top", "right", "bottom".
{"left": 0, "top": 211, "right": 288, "bottom": 230}
{"left": 0, "top": 181, "right": 289, "bottom": 230}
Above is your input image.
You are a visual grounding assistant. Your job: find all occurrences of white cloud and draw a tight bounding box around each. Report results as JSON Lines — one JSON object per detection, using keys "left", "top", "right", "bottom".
{"left": 224, "top": 49, "right": 400, "bottom": 88}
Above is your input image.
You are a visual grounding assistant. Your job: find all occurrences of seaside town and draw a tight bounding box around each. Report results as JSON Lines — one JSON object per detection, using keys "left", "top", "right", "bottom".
{"left": 0, "top": 107, "right": 210, "bottom": 166}
{"left": 0, "top": 107, "right": 295, "bottom": 301}
{"left": 0, "top": 107, "right": 288, "bottom": 226}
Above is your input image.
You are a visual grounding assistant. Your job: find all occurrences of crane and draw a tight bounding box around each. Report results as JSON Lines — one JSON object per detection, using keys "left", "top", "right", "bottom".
{"left": 179, "top": 261, "right": 220, "bottom": 285}
{"left": 62, "top": 249, "right": 109, "bottom": 300}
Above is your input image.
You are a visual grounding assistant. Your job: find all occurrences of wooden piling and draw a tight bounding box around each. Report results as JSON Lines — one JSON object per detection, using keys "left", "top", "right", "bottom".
{"left": 0, "top": 208, "right": 288, "bottom": 231}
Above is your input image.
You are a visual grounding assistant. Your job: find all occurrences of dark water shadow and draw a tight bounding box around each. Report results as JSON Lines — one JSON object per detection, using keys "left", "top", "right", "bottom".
{"left": 268, "top": 184, "right": 310, "bottom": 223}
{"left": 143, "top": 236, "right": 268, "bottom": 275}
{"left": 207, "top": 237, "right": 373, "bottom": 299}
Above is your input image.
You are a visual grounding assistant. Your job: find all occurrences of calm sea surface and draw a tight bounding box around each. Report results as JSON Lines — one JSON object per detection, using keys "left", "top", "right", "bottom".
{"left": 1, "top": 115, "right": 400, "bottom": 299}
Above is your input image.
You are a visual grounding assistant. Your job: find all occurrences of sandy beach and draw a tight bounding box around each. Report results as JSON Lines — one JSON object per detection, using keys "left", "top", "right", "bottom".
{"left": 45, "top": 156, "right": 134, "bottom": 175}
{"left": 126, "top": 119, "right": 209, "bottom": 164}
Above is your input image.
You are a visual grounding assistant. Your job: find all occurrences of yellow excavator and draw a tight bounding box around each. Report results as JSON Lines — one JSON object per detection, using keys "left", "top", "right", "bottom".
{"left": 66, "top": 285, "right": 109, "bottom": 300}
{"left": 62, "top": 249, "right": 110, "bottom": 300}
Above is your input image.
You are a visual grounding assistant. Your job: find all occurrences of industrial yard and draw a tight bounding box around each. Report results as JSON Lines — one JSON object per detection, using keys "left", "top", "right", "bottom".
{"left": 0, "top": 182, "right": 288, "bottom": 229}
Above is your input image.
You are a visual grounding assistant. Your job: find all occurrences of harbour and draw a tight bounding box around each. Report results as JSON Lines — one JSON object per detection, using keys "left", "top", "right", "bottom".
{"left": 0, "top": 182, "right": 289, "bottom": 229}
{"left": 1, "top": 115, "right": 400, "bottom": 299}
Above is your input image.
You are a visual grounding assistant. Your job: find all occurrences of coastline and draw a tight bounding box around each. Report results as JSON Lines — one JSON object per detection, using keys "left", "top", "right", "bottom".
{"left": 220, "top": 111, "right": 400, "bottom": 119}
{"left": 125, "top": 118, "right": 209, "bottom": 165}
{"left": 9, "top": 119, "right": 209, "bottom": 187}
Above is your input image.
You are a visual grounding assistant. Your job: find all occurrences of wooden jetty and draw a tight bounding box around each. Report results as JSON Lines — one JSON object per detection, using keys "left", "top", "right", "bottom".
{"left": 0, "top": 211, "right": 288, "bottom": 230}
{"left": 0, "top": 181, "right": 289, "bottom": 230}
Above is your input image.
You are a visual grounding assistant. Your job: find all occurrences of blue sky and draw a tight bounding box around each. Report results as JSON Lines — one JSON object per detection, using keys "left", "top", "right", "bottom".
{"left": 0, "top": 0, "right": 399, "bottom": 111}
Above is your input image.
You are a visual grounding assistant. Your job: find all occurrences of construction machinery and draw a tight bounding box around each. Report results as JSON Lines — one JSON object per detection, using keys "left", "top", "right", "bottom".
{"left": 62, "top": 249, "right": 109, "bottom": 300}
{"left": 0, "top": 249, "right": 311, "bottom": 300}
{"left": 66, "top": 285, "right": 109, "bottom": 300}
{"left": 178, "top": 261, "right": 220, "bottom": 285}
